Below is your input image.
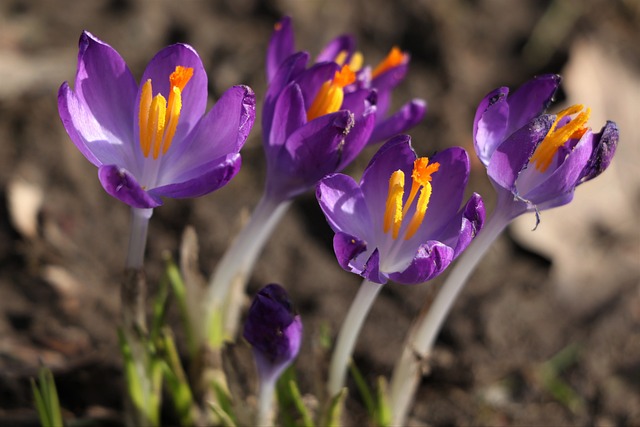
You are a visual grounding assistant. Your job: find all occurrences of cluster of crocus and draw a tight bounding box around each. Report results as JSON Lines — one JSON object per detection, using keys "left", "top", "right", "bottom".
{"left": 243, "top": 284, "right": 303, "bottom": 426}
{"left": 317, "top": 135, "right": 485, "bottom": 396}
{"left": 389, "top": 74, "right": 619, "bottom": 425}
{"left": 205, "top": 16, "right": 426, "bottom": 344}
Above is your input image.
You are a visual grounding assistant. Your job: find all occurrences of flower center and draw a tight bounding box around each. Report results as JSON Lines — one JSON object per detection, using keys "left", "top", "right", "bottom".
{"left": 371, "top": 46, "right": 407, "bottom": 79}
{"left": 530, "top": 104, "right": 591, "bottom": 172}
{"left": 306, "top": 65, "right": 356, "bottom": 121}
{"left": 139, "top": 66, "right": 194, "bottom": 159}
{"left": 383, "top": 157, "right": 440, "bottom": 241}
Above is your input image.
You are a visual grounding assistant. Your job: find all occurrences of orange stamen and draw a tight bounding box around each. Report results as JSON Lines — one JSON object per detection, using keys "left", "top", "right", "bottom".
{"left": 306, "top": 65, "right": 356, "bottom": 121}
{"left": 530, "top": 104, "right": 591, "bottom": 172}
{"left": 372, "top": 46, "right": 406, "bottom": 79}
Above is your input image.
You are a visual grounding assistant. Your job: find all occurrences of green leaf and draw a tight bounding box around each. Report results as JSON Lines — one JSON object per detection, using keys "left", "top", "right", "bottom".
{"left": 31, "top": 367, "right": 63, "bottom": 427}
{"left": 164, "top": 256, "right": 197, "bottom": 357}
{"left": 321, "top": 388, "right": 347, "bottom": 427}
{"left": 211, "top": 379, "right": 236, "bottom": 425}
{"left": 288, "top": 380, "right": 314, "bottom": 427}
{"left": 159, "top": 329, "right": 196, "bottom": 426}
{"left": 209, "top": 401, "right": 237, "bottom": 427}
{"left": 375, "top": 376, "right": 391, "bottom": 427}
{"left": 349, "top": 360, "right": 376, "bottom": 419}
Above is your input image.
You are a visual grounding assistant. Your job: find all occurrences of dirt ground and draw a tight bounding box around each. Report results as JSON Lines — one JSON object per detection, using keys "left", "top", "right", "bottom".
{"left": 0, "top": 0, "right": 639, "bottom": 426}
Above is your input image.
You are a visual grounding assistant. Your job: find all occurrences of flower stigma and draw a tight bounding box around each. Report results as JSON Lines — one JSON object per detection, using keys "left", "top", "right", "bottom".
{"left": 306, "top": 65, "right": 356, "bottom": 121}
{"left": 383, "top": 157, "right": 440, "bottom": 241}
{"left": 372, "top": 46, "right": 407, "bottom": 79}
{"left": 139, "top": 66, "right": 194, "bottom": 159}
{"left": 530, "top": 104, "right": 591, "bottom": 172}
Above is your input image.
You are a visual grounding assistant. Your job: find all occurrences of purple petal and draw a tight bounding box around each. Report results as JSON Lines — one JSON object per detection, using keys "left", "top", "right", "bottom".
{"left": 361, "top": 249, "right": 387, "bottom": 284}
{"left": 58, "top": 32, "right": 138, "bottom": 168}
{"left": 473, "top": 86, "right": 509, "bottom": 166}
{"left": 333, "top": 232, "right": 368, "bottom": 271}
{"left": 286, "top": 110, "right": 355, "bottom": 183}
{"left": 579, "top": 120, "right": 619, "bottom": 183}
{"left": 98, "top": 164, "right": 162, "bottom": 208}
{"left": 152, "top": 153, "right": 241, "bottom": 199}
{"left": 371, "top": 62, "right": 409, "bottom": 92}
{"left": 487, "top": 114, "right": 554, "bottom": 191}
{"left": 341, "top": 88, "right": 374, "bottom": 118}
{"left": 162, "top": 85, "right": 254, "bottom": 183}
{"left": 369, "top": 99, "right": 427, "bottom": 145}
{"left": 337, "top": 106, "right": 376, "bottom": 171}
{"left": 520, "top": 130, "right": 594, "bottom": 206}
{"left": 505, "top": 74, "right": 561, "bottom": 136}
{"left": 268, "top": 83, "right": 306, "bottom": 150}
{"left": 360, "top": 135, "right": 415, "bottom": 230}
{"left": 436, "top": 193, "right": 485, "bottom": 258}
{"left": 388, "top": 242, "right": 454, "bottom": 285}
{"left": 137, "top": 44, "right": 207, "bottom": 148}
{"left": 293, "top": 62, "right": 340, "bottom": 108}
{"left": 316, "top": 173, "right": 372, "bottom": 237}
{"left": 316, "top": 35, "right": 356, "bottom": 63}
{"left": 263, "top": 52, "right": 310, "bottom": 139}
{"left": 266, "top": 17, "right": 295, "bottom": 83}
{"left": 412, "top": 147, "right": 470, "bottom": 240}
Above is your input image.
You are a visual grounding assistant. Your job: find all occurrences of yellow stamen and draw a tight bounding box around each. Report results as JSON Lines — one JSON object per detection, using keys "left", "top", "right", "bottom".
{"left": 530, "top": 104, "right": 591, "bottom": 172}
{"left": 383, "top": 157, "right": 440, "bottom": 241}
{"left": 139, "top": 80, "right": 153, "bottom": 157}
{"left": 150, "top": 94, "right": 167, "bottom": 160}
{"left": 383, "top": 170, "right": 405, "bottom": 240}
{"left": 138, "top": 66, "right": 193, "bottom": 159}
{"left": 306, "top": 65, "right": 356, "bottom": 121}
{"left": 372, "top": 46, "right": 406, "bottom": 79}
{"left": 335, "top": 50, "right": 363, "bottom": 72}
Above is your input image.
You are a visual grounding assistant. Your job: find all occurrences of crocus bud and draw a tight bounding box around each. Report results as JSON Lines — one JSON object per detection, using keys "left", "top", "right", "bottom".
{"left": 243, "top": 284, "right": 302, "bottom": 386}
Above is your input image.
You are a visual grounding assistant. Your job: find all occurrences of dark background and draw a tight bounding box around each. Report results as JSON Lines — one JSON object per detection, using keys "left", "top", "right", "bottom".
{"left": 0, "top": 0, "right": 638, "bottom": 425}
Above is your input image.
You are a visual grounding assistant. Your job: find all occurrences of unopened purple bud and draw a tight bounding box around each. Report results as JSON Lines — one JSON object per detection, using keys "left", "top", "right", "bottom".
{"left": 243, "top": 284, "right": 302, "bottom": 385}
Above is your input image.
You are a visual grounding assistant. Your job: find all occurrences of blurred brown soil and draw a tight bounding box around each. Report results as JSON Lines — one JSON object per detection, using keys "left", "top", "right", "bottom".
{"left": 0, "top": 0, "right": 638, "bottom": 426}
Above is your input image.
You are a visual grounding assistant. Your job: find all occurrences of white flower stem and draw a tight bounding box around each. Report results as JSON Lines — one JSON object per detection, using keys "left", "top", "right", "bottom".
{"left": 256, "top": 376, "right": 277, "bottom": 427}
{"left": 126, "top": 207, "right": 153, "bottom": 269}
{"left": 328, "top": 279, "right": 384, "bottom": 398}
{"left": 122, "top": 207, "right": 156, "bottom": 426}
{"left": 389, "top": 207, "right": 511, "bottom": 425}
{"left": 205, "top": 193, "right": 291, "bottom": 346}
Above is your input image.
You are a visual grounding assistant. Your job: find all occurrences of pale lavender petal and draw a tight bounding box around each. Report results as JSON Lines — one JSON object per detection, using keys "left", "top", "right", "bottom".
{"left": 73, "top": 32, "right": 137, "bottom": 151}
{"left": 316, "top": 173, "right": 372, "bottom": 237}
{"left": 98, "top": 165, "right": 162, "bottom": 208}
{"left": 266, "top": 16, "right": 295, "bottom": 83}
{"left": 59, "top": 83, "right": 132, "bottom": 168}
{"left": 369, "top": 99, "right": 427, "bottom": 144}
{"left": 388, "top": 242, "right": 453, "bottom": 285}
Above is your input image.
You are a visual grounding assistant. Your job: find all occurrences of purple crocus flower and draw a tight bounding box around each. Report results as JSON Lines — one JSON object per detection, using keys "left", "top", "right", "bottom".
{"left": 473, "top": 74, "right": 619, "bottom": 221}
{"left": 243, "top": 284, "right": 302, "bottom": 397}
{"left": 316, "top": 135, "right": 485, "bottom": 285}
{"left": 263, "top": 45, "right": 376, "bottom": 202}
{"left": 58, "top": 31, "right": 255, "bottom": 209}
{"left": 267, "top": 16, "right": 426, "bottom": 146}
